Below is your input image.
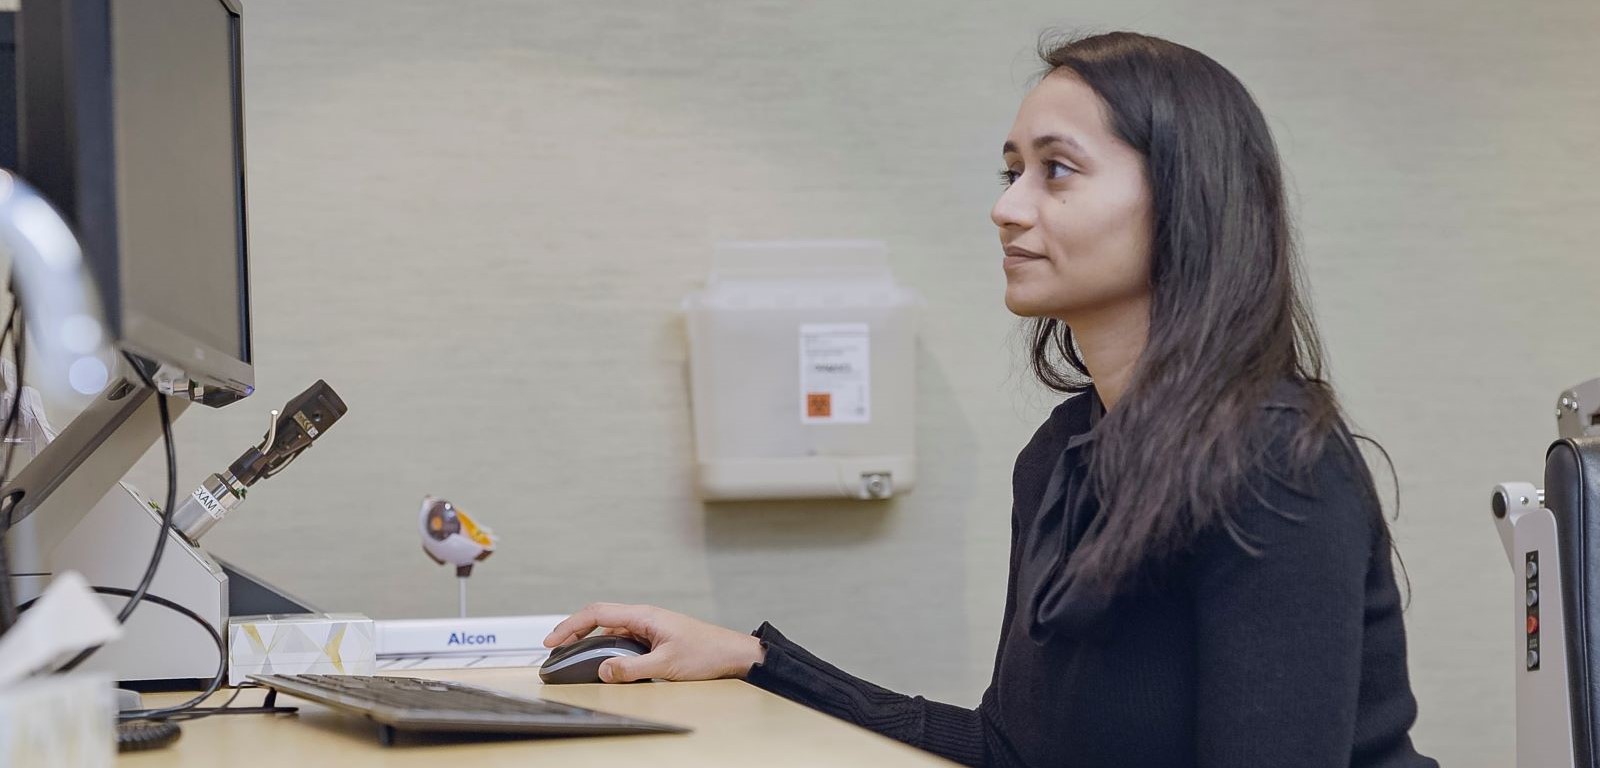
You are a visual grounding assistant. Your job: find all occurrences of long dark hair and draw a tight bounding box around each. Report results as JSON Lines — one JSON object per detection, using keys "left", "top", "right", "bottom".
{"left": 1029, "top": 31, "right": 1390, "bottom": 594}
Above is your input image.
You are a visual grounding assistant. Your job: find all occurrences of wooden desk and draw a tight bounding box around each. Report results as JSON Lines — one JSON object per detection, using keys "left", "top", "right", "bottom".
{"left": 120, "top": 667, "right": 958, "bottom": 766}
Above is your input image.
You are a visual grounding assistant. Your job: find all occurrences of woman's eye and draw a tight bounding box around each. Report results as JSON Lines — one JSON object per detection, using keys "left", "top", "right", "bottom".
{"left": 998, "top": 162, "right": 1073, "bottom": 187}
{"left": 1046, "top": 160, "right": 1075, "bottom": 180}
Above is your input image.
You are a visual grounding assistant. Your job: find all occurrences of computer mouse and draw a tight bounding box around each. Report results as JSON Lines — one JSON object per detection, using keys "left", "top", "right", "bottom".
{"left": 539, "top": 635, "right": 650, "bottom": 684}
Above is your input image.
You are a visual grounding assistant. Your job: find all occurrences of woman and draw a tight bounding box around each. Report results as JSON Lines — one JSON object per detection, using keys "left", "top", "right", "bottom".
{"left": 544, "top": 31, "right": 1437, "bottom": 767}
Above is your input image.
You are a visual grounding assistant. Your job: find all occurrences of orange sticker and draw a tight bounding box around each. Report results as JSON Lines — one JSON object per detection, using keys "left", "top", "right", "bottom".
{"left": 806, "top": 392, "right": 832, "bottom": 418}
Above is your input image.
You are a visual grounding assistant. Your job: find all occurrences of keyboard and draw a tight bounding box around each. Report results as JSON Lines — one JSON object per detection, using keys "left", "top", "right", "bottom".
{"left": 250, "top": 674, "right": 690, "bottom": 745}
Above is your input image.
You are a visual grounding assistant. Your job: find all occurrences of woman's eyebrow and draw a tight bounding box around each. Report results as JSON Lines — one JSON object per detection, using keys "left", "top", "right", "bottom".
{"left": 1001, "top": 134, "right": 1090, "bottom": 158}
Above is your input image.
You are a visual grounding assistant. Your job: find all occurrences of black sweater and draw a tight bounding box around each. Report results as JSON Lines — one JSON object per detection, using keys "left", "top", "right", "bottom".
{"left": 744, "top": 385, "right": 1438, "bottom": 767}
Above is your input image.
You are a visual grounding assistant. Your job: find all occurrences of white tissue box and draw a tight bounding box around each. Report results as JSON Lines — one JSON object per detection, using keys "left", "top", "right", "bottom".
{"left": 228, "top": 613, "right": 376, "bottom": 685}
{"left": 0, "top": 673, "right": 115, "bottom": 768}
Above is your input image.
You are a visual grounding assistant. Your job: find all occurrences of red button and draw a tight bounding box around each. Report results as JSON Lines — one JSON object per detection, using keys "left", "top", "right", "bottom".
{"left": 1528, "top": 615, "right": 1540, "bottom": 635}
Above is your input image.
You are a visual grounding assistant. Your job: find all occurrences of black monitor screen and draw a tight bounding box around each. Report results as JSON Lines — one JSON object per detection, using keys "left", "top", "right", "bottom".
{"left": 113, "top": 0, "right": 249, "bottom": 370}
{"left": 18, "top": 0, "right": 251, "bottom": 397}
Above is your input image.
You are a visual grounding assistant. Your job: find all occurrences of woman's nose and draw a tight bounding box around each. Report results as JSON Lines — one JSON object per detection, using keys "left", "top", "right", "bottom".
{"left": 991, "top": 183, "right": 1035, "bottom": 231}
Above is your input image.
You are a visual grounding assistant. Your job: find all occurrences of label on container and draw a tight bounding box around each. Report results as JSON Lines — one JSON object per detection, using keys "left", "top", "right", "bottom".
{"left": 800, "top": 323, "right": 870, "bottom": 424}
{"left": 193, "top": 485, "right": 226, "bottom": 520}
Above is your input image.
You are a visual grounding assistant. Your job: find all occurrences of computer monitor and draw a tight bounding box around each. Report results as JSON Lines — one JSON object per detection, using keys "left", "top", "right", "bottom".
{"left": 3, "top": 0, "right": 253, "bottom": 573}
{"left": 17, "top": 0, "right": 252, "bottom": 399}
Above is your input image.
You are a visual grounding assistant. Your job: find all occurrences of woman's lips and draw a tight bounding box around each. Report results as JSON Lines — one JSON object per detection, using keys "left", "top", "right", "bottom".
{"left": 1003, "top": 246, "right": 1047, "bottom": 270}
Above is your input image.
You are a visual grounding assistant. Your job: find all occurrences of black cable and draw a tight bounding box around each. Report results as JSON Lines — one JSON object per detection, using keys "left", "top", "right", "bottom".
{"left": 53, "top": 353, "right": 177, "bottom": 672}
{"left": 16, "top": 585, "right": 227, "bottom": 721}
{"left": 108, "top": 354, "right": 175, "bottom": 628}
{"left": 115, "top": 720, "right": 182, "bottom": 752}
{"left": 0, "top": 289, "right": 25, "bottom": 529}
{"left": 0, "top": 301, "right": 22, "bottom": 490}
{"left": 160, "top": 684, "right": 296, "bottom": 721}
{"left": 166, "top": 702, "right": 298, "bottom": 719}
{"left": 0, "top": 297, "right": 24, "bottom": 634}
{"left": 1, "top": 298, "right": 26, "bottom": 522}
{"left": 160, "top": 685, "right": 249, "bottom": 721}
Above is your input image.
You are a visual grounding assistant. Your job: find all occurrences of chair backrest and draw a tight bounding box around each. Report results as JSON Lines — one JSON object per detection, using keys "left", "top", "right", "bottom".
{"left": 1546, "top": 436, "right": 1600, "bottom": 768}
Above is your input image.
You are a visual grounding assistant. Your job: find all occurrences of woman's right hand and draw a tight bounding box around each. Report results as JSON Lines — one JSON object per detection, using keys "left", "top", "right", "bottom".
{"left": 543, "top": 603, "right": 767, "bottom": 684}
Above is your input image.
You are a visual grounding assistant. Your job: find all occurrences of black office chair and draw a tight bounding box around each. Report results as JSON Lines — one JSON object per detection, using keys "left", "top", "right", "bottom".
{"left": 1495, "top": 379, "right": 1600, "bottom": 768}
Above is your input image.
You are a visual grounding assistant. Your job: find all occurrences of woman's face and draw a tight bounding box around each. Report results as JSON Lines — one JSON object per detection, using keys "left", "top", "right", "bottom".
{"left": 991, "top": 71, "right": 1155, "bottom": 321}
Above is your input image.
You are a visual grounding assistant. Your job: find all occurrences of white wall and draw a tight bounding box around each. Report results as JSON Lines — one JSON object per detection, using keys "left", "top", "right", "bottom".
{"left": 15, "top": 1, "right": 1600, "bottom": 765}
